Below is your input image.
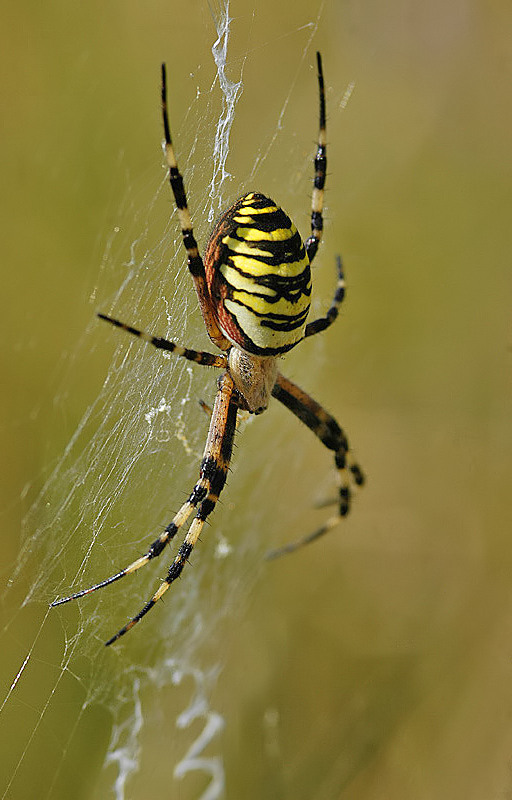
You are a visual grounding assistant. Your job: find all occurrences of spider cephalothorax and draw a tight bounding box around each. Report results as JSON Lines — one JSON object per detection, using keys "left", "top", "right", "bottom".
{"left": 52, "top": 52, "right": 365, "bottom": 645}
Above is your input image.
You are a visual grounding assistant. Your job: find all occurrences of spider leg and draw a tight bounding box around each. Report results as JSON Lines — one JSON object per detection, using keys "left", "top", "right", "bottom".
{"left": 305, "top": 51, "right": 326, "bottom": 266}
{"left": 97, "top": 313, "right": 227, "bottom": 367}
{"left": 161, "top": 64, "right": 230, "bottom": 352}
{"left": 267, "top": 372, "right": 364, "bottom": 559}
{"left": 198, "top": 397, "right": 250, "bottom": 429}
{"left": 304, "top": 254, "right": 345, "bottom": 338}
{"left": 104, "top": 372, "right": 238, "bottom": 645}
{"left": 51, "top": 505, "right": 189, "bottom": 606}
{"left": 52, "top": 372, "right": 237, "bottom": 637}
{"left": 198, "top": 398, "right": 213, "bottom": 417}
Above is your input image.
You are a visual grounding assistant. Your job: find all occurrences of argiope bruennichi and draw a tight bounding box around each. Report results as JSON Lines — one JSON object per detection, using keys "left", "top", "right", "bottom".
{"left": 52, "top": 52, "right": 365, "bottom": 645}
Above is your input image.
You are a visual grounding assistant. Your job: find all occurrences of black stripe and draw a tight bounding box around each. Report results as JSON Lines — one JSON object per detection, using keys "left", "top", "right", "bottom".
{"left": 200, "top": 457, "right": 228, "bottom": 496}
{"left": 200, "top": 456, "right": 219, "bottom": 481}
{"left": 183, "top": 231, "right": 198, "bottom": 249}
{"left": 236, "top": 208, "right": 295, "bottom": 233}
{"left": 169, "top": 171, "right": 187, "bottom": 209}
{"left": 316, "top": 52, "right": 325, "bottom": 129}
{"left": 234, "top": 301, "right": 309, "bottom": 322}
{"left": 189, "top": 484, "right": 208, "bottom": 505}
{"left": 314, "top": 173, "right": 326, "bottom": 190}
{"left": 339, "top": 487, "right": 350, "bottom": 515}
{"left": 226, "top": 261, "right": 311, "bottom": 298}
{"left": 197, "top": 497, "right": 216, "bottom": 521}
{"left": 229, "top": 297, "right": 309, "bottom": 325}
{"left": 260, "top": 315, "right": 308, "bottom": 332}
{"left": 335, "top": 449, "right": 348, "bottom": 469}
{"left": 221, "top": 400, "right": 238, "bottom": 461}
{"left": 226, "top": 230, "right": 304, "bottom": 261}
{"left": 166, "top": 553, "right": 187, "bottom": 582}
{"left": 177, "top": 542, "right": 193, "bottom": 562}
{"left": 235, "top": 336, "right": 300, "bottom": 357}
{"left": 149, "top": 525, "right": 176, "bottom": 558}
{"left": 303, "top": 318, "right": 329, "bottom": 335}
{"left": 241, "top": 194, "right": 277, "bottom": 210}
{"left": 311, "top": 211, "right": 323, "bottom": 231}
{"left": 188, "top": 255, "right": 203, "bottom": 276}
{"left": 272, "top": 383, "right": 346, "bottom": 451}
{"left": 229, "top": 284, "right": 310, "bottom": 308}
{"left": 305, "top": 237, "right": 319, "bottom": 262}
{"left": 182, "top": 348, "right": 217, "bottom": 365}
{"left": 350, "top": 465, "right": 365, "bottom": 486}
{"left": 152, "top": 336, "right": 176, "bottom": 352}
{"left": 209, "top": 467, "right": 227, "bottom": 496}
{"left": 161, "top": 63, "right": 171, "bottom": 142}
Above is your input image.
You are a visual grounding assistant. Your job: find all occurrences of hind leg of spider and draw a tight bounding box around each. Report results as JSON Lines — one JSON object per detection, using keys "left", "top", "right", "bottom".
{"left": 267, "top": 372, "right": 364, "bottom": 560}
{"left": 304, "top": 254, "right": 346, "bottom": 338}
{"left": 97, "top": 313, "right": 227, "bottom": 368}
{"left": 52, "top": 372, "right": 237, "bottom": 644}
{"left": 51, "top": 431, "right": 219, "bottom": 609}
{"left": 104, "top": 372, "right": 238, "bottom": 645}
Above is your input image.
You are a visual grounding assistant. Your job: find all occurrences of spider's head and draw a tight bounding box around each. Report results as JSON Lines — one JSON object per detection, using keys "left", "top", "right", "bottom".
{"left": 227, "top": 347, "right": 278, "bottom": 414}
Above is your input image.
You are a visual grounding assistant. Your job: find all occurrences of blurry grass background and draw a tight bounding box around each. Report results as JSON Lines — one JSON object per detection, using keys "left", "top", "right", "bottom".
{"left": 1, "top": 1, "right": 512, "bottom": 799}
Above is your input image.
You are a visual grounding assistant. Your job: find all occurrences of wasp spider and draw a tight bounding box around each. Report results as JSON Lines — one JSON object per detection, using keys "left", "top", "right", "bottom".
{"left": 52, "top": 52, "right": 365, "bottom": 645}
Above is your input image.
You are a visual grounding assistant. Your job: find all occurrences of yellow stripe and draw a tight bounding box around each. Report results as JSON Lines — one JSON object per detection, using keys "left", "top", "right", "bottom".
{"left": 153, "top": 581, "right": 171, "bottom": 603}
{"left": 124, "top": 555, "right": 151, "bottom": 575}
{"left": 235, "top": 225, "right": 296, "bottom": 242}
{"left": 230, "top": 253, "right": 310, "bottom": 278}
{"left": 236, "top": 204, "right": 278, "bottom": 216}
{"left": 312, "top": 187, "right": 323, "bottom": 213}
{"left": 185, "top": 517, "right": 206, "bottom": 548}
{"left": 164, "top": 141, "right": 177, "bottom": 168}
{"left": 224, "top": 299, "right": 306, "bottom": 349}
{"left": 177, "top": 207, "right": 193, "bottom": 233}
{"left": 175, "top": 500, "right": 194, "bottom": 527}
{"left": 221, "top": 235, "right": 270, "bottom": 258}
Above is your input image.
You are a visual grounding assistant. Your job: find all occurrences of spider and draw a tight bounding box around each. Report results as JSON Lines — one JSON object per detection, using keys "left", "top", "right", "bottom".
{"left": 52, "top": 52, "right": 365, "bottom": 646}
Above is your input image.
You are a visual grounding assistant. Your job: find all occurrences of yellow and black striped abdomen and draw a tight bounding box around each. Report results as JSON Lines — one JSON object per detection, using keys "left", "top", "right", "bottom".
{"left": 204, "top": 192, "right": 311, "bottom": 356}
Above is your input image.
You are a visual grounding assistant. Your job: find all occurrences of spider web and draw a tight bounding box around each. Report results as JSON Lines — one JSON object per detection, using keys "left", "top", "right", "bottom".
{"left": 1, "top": 4, "right": 329, "bottom": 799}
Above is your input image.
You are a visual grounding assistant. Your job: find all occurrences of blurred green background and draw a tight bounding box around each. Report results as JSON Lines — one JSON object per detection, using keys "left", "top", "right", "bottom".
{"left": 1, "top": 1, "right": 511, "bottom": 798}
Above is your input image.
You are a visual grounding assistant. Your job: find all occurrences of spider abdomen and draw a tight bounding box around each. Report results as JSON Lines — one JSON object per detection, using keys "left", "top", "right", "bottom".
{"left": 205, "top": 192, "right": 311, "bottom": 356}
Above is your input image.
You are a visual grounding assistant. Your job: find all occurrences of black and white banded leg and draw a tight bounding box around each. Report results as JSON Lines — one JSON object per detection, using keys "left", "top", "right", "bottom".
{"left": 97, "top": 312, "right": 227, "bottom": 368}
{"left": 267, "top": 372, "right": 364, "bottom": 559}
{"left": 305, "top": 51, "right": 326, "bottom": 266}
{"left": 52, "top": 372, "right": 239, "bottom": 645}
{"left": 304, "top": 254, "right": 346, "bottom": 338}
{"left": 161, "top": 64, "right": 230, "bottom": 352}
